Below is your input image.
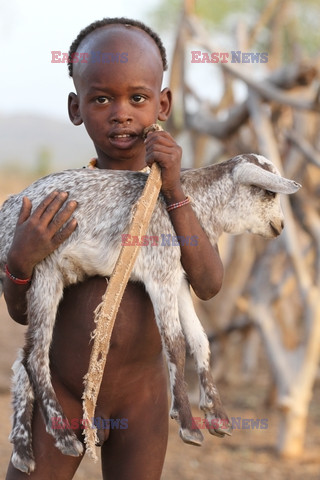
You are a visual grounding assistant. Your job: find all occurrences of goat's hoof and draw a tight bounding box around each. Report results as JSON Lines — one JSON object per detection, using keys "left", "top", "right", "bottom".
{"left": 170, "top": 409, "right": 179, "bottom": 421}
{"left": 11, "top": 451, "right": 36, "bottom": 474}
{"left": 205, "top": 415, "right": 233, "bottom": 438}
{"left": 179, "top": 427, "right": 204, "bottom": 446}
{"left": 56, "top": 436, "right": 84, "bottom": 457}
{"left": 214, "top": 423, "right": 233, "bottom": 437}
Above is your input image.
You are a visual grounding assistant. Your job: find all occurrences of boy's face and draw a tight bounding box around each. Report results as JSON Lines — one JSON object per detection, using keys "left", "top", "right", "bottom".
{"left": 68, "top": 25, "right": 171, "bottom": 170}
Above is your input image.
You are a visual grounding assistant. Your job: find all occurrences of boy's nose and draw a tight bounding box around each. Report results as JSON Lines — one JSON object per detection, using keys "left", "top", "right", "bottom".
{"left": 109, "top": 103, "right": 132, "bottom": 124}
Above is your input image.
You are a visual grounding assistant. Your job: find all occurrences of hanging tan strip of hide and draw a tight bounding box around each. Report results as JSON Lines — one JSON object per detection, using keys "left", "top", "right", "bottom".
{"left": 82, "top": 124, "right": 163, "bottom": 460}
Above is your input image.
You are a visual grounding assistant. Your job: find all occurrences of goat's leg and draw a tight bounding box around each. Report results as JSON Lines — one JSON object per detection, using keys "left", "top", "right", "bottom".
{"left": 178, "top": 280, "right": 233, "bottom": 437}
{"left": 9, "top": 349, "right": 36, "bottom": 474}
{"left": 146, "top": 281, "right": 204, "bottom": 446}
{"left": 24, "top": 268, "right": 83, "bottom": 461}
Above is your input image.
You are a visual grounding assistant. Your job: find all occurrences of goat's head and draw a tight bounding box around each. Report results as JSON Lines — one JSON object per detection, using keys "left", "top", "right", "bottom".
{"left": 225, "top": 154, "right": 301, "bottom": 239}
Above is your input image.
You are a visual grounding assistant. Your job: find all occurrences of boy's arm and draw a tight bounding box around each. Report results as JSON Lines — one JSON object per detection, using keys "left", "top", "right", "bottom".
{"left": 164, "top": 197, "right": 223, "bottom": 300}
{"left": 3, "top": 192, "right": 78, "bottom": 324}
{"left": 145, "top": 130, "right": 223, "bottom": 301}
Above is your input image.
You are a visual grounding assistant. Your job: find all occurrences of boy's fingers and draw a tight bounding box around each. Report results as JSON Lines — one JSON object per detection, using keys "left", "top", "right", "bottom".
{"left": 17, "top": 197, "right": 32, "bottom": 224}
{"left": 32, "top": 191, "right": 59, "bottom": 215}
{"left": 51, "top": 218, "right": 78, "bottom": 247}
{"left": 144, "top": 131, "right": 173, "bottom": 147}
{"left": 145, "top": 146, "right": 175, "bottom": 159}
{"left": 145, "top": 147, "right": 181, "bottom": 167}
{"left": 47, "top": 201, "right": 78, "bottom": 234}
{"left": 33, "top": 191, "right": 69, "bottom": 222}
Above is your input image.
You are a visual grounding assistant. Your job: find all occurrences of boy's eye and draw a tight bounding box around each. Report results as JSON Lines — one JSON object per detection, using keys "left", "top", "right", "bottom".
{"left": 95, "top": 96, "right": 109, "bottom": 104}
{"left": 131, "top": 95, "right": 146, "bottom": 104}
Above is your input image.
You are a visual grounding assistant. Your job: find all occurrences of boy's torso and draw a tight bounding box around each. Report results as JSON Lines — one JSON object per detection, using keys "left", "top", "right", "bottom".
{"left": 49, "top": 276, "right": 164, "bottom": 413}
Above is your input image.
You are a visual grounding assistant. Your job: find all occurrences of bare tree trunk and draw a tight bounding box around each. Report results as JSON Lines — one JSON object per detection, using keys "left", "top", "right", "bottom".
{"left": 169, "top": 6, "right": 320, "bottom": 458}
{"left": 247, "top": 90, "right": 320, "bottom": 457}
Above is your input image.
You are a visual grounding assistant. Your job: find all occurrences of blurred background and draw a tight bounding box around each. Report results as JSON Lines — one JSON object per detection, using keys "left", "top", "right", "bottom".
{"left": 0, "top": 0, "right": 320, "bottom": 478}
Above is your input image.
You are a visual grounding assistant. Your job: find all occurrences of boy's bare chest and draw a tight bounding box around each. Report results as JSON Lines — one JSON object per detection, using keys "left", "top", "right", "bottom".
{"left": 50, "top": 276, "right": 163, "bottom": 398}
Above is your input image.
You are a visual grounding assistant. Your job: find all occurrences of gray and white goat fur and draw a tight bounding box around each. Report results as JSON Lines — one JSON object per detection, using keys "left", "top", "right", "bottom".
{"left": 0, "top": 154, "right": 300, "bottom": 473}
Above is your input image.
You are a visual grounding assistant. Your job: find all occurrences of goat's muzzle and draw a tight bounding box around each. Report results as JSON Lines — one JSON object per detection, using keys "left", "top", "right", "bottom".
{"left": 270, "top": 219, "right": 284, "bottom": 237}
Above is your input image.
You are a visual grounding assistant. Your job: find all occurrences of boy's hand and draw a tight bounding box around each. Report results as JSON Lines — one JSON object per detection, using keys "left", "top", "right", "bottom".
{"left": 144, "top": 130, "right": 184, "bottom": 202}
{"left": 6, "top": 191, "right": 78, "bottom": 279}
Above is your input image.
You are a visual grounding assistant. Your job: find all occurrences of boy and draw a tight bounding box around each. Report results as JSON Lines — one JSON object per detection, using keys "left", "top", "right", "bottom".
{"left": 4, "top": 18, "right": 223, "bottom": 480}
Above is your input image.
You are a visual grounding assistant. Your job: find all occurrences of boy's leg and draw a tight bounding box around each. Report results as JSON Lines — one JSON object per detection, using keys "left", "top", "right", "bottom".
{"left": 100, "top": 370, "right": 169, "bottom": 480}
{"left": 6, "top": 378, "right": 84, "bottom": 480}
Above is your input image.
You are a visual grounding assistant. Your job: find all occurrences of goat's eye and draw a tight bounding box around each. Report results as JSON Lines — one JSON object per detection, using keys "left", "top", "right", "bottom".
{"left": 250, "top": 185, "right": 262, "bottom": 195}
{"left": 265, "top": 190, "right": 276, "bottom": 198}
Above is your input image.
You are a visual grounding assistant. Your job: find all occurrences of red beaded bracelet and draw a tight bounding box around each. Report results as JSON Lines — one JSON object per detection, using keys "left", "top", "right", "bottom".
{"left": 166, "top": 196, "right": 190, "bottom": 212}
{"left": 5, "top": 264, "right": 32, "bottom": 285}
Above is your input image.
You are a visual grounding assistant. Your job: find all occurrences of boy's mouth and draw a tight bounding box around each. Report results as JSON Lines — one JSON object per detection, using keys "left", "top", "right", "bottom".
{"left": 109, "top": 130, "right": 141, "bottom": 149}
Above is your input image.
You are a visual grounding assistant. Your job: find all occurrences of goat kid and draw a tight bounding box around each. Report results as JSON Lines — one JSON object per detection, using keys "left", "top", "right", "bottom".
{"left": 0, "top": 154, "right": 300, "bottom": 473}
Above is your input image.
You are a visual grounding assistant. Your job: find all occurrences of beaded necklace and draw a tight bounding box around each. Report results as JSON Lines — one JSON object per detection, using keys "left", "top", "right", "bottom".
{"left": 87, "top": 158, "right": 150, "bottom": 173}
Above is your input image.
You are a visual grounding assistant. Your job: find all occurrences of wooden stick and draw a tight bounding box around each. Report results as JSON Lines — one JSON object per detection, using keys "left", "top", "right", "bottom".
{"left": 82, "top": 124, "right": 163, "bottom": 459}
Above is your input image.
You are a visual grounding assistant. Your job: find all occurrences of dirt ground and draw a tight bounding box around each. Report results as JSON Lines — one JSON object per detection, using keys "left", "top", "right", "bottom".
{"left": 0, "top": 297, "right": 319, "bottom": 480}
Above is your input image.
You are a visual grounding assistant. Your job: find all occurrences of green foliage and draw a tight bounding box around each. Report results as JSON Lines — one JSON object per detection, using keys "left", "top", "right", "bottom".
{"left": 148, "top": 0, "right": 181, "bottom": 29}
{"left": 189, "top": 0, "right": 262, "bottom": 25}
{"left": 150, "top": 0, "right": 265, "bottom": 30}
{"left": 35, "top": 147, "right": 52, "bottom": 177}
{"left": 293, "top": 1, "right": 320, "bottom": 57}
{"left": 150, "top": 0, "right": 320, "bottom": 58}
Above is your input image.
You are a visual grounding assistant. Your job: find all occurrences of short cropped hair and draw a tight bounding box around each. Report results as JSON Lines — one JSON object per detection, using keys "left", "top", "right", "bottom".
{"left": 68, "top": 17, "right": 168, "bottom": 77}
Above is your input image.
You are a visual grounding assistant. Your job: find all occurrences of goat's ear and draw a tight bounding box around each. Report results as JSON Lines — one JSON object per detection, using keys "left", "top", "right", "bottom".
{"left": 68, "top": 92, "right": 83, "bottom": 126}
{"left": 234, "top": 163, "right": 301, "bottom": 194}
{"left": 157, "top": 88, "right": 172, "bottom": 122}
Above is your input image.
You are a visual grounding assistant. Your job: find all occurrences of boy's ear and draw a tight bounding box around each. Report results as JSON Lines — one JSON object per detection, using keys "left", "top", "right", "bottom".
{"left": 158, "top": 88, "right": 172, "bottom": 122}
{"left": 68, "top": 92, "right": 83, "bottom": 126}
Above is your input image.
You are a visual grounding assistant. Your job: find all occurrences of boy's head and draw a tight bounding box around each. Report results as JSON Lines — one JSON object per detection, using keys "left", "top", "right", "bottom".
{"left": 67, "top": 17, "right": 172, "bottom": 169}
{"left": 67, "top": 17, "right": 168, "bottom": 77}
